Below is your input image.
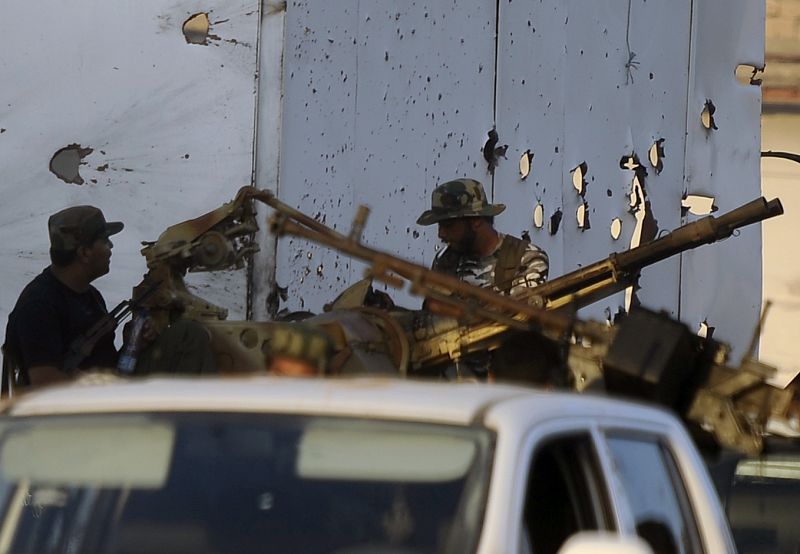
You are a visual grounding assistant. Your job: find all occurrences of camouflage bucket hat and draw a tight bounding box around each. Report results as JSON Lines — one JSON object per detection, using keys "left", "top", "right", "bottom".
{"left": 416, "top": 178, "right": 505, "bottom": 226}
{"left": 48, "top": 205, "right": 124, "bottom": 251}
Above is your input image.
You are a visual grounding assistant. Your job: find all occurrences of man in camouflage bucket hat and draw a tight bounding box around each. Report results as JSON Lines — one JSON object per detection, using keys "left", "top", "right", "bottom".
{"left": 418, "top": 178, "right": 548, "bottom": 295}
{"left": 417, "top": 178, "right": 551, "bottom": 382}
{"left": 4, "top": 205, "right": 215, "bottom": 390}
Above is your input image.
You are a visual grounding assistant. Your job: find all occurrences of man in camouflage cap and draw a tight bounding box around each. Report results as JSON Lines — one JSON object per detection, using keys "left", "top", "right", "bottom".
{"left": 417, "top": 178, "right": 548, "bottom": 296}
{"left": 417, "top": 178, "right": 551, "bottom": 381}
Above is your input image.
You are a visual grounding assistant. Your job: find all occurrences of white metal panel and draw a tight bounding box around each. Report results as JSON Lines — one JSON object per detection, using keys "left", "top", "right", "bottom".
{"left": 276, "top": 1, "right": 496, "bottom": 314}
{"left": 682, "top": 0, "right": 765, "bottom": 360}
{"left": 252, "top": 1, "right": 287, "bottom": 320}
{"left": 494, "top": 1, "right": 692, "bottom": 322}
{"left": 0, "top": 1, "right": 259, "bottom": 331}
{"left": 351, "top": 0, "right": 497, "bottom": 297}
{"left": 276, "top": 0, "right": 360, "bottom": 314}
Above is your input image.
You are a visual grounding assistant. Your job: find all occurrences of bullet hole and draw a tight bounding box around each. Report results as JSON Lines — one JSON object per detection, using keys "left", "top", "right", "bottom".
{"left": 549, "top": 209, "right": 563, "bottom": 235}
{"left": 0, "top": 128, "right": 5, "bottom": 133}
{"left": 384, "top": 51, "right": 389, "bottom": 61}
{"left": 519, "top": 149, "right": 534, "bottom": 179}
{"left": 648, "top": 139, "right": 665, "bottom": 174}
{"left": 610, "top": 218, "right": 622, "bottom": 239}
{"left": 604, "top": 306, "right": 625, "bottom": 326}
{"left": 619, "top": 153, "right": 640, "bottom": 172}
{"left": 96, "top": 163, "right": 109, "bottom": 172}
{"left": 533, "top": 203, "right": 545, "bottom": 229}
{"left": 697, "top": 320, "right": 715, "bottom": 339}
{"left": 316, "top": 264, "right": 324, "bottom": 277}
{"left": 571, "top": 162, "right": 588, "bottom": 196}
{"left": 49, "top": 144, "right": 94, "bottom": 185}
{"left": 701, "top": 100, "right": 718, "bottom": 130}
{"left": 606, "top": 189, "right": 613, "bottom": 197}
{"left": 735, "top": 64, "right": 763, "bottom": 86}
{"left": 576, "top": 203, "right": 590, "bottom": 230}
{"left": 307, "top": 251, "right": 313, "bottom": 260}
{"left": 183, "top": 153, "right": 190, "bottom": 159}
{"left": 483, "top": 128, "right": 507, "bottom": 173}
{"left": 183, "top": 13, "right": 210, "bottom": 45}
{"left": 412, "top": 230, "right": 420, "bottom": 239}
{"left": 681, "top": 194, "right": 717, "bottom": 216}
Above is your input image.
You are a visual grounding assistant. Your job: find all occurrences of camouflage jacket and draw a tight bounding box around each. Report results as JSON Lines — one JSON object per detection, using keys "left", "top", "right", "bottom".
{"left": 431, "top": 233, "right": 549, "bottom": 295}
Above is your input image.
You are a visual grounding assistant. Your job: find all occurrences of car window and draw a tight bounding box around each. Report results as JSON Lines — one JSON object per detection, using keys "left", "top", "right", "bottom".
{"left": 0, "top": 413, "right": 494, "bottom": 554}
{"left": 522, "top": 433, "right": 614, "bottom": 554}
{"left": 605, "top": 433, "right": 703, "bottom": 554}
{"left": 726, "top": 455, "right": 800, "bottom": 554}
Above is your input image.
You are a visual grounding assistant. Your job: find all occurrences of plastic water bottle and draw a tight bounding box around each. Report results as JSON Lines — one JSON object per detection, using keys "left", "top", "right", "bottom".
{"left": 117, "top": 310, "right": 146, "bottom": 375}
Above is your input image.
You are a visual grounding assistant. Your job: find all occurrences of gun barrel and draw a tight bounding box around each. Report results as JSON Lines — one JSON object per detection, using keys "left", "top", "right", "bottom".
{"left": 522, "top": 197, "right": 784, "bottom": 310}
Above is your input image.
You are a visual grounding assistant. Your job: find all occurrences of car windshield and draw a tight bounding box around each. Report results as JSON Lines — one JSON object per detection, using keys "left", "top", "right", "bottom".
{"left": 0, "top": 412, "right": 492, "bottom": 554}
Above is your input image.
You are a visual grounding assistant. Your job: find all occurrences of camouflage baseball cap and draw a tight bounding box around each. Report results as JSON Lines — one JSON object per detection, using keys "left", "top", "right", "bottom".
{"left": 268, "top": 323, "right": 334, "bottom": 374}
{"left": 416, "top": 178, "right": 505, "bottom": 226}
{"left": 48, "top": 206, "right": 124, "bottom": 252}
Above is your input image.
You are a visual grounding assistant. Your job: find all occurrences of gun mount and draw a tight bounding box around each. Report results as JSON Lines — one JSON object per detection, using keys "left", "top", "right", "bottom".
{"left": 132, "top": 186, "right": 794, "bottom": 455}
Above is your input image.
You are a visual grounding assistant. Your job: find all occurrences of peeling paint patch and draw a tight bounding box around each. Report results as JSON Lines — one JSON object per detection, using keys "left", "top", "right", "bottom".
{"left": 180, "top": 12, "right": 250, "bottom": 48}
{"left": 49, "top": 144, "right": 93, "bottom": 185}
{"left": 700, "top": 100, "right": 718, "bottom": 130}
{"left": 519, "top": 149, "right": 533, "bottom": 179}
{"left": 681, "top": 194, "right": 717, "bottom": 216}
{"left": 648, "top": 139, "right": 665, "bottom": 174}
{"left": 620, "top": 153, "right": 657, "bottom": 311}
{"left": 735, "top": 64, "right": 763, "bottom": 86}
{"left": 183, "top": 13, "right": 210, "bottom": 45}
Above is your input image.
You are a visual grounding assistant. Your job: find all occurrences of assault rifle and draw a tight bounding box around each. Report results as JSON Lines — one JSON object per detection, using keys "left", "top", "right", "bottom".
{"left": 62, "top": 280, "right": 162, "bottom": 372}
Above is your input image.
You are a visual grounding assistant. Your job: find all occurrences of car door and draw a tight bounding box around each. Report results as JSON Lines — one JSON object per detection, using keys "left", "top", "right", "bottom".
{"left": 597, "top": 429, "right": 706, "bottom": 554}
{"left": 517, "top": 424, "right": 618, "bottom": 554}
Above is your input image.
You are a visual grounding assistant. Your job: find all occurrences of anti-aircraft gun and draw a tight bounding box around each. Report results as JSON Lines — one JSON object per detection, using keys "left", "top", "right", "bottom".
{"left": 133, "top": 186, "right": 791, "bottom": 455}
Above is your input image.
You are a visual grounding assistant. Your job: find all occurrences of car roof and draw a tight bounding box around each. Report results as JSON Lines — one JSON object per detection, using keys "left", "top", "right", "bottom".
{"left": 1, "top": 375, "right": 676, "bottom": 429}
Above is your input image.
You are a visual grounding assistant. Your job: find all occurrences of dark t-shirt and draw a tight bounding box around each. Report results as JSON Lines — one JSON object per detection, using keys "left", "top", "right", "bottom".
{"left": 4, "top": 267, "right": 118, "bottom": 380}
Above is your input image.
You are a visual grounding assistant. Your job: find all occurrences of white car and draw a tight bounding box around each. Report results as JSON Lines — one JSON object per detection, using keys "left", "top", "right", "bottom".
{"left": 0, "top": 376, "right": 734, "bottom": 554}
